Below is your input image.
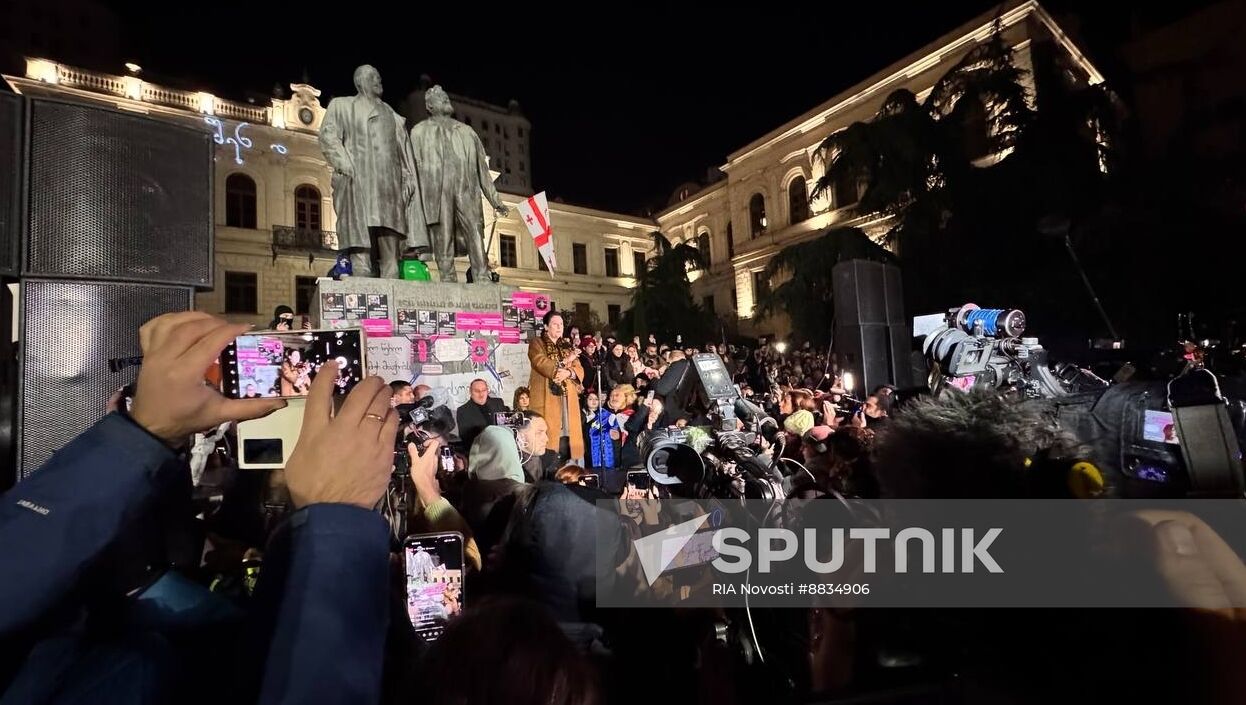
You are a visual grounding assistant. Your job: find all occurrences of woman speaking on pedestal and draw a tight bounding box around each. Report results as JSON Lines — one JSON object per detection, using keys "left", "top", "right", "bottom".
{"left": 527, "top": 311, "right": 585, "bottom": 464}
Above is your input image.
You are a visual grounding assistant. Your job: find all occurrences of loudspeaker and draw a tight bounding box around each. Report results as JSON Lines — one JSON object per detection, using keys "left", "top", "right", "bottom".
{"left": 16, "top": 279, "right": 193, "bottom": 479}
{"left": 24, "top": 98, "right": 213, "bottom": 287}
{"left": 0, "top": 92, "right": 21, "bottom": 275}
{"left": 832, "top": 260, "right": 911, "bottom": 393}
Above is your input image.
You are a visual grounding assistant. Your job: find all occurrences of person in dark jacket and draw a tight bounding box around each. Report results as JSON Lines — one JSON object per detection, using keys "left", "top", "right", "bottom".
{"left": 455, "top": 379, "right": 507, "bottom": 449}
{"left": 578, "top": 336, "right": 602, "bottom": 394}
{"left": 603, "top": 343, "right": 633, "bottom": 392}
{"left": 0, "top": 312, "right": 401, "bottom": 705}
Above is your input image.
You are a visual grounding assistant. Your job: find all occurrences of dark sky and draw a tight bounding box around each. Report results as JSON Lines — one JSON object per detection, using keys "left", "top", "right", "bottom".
{"left": 102, "top": 1, "right": 1148, "bottom": 215}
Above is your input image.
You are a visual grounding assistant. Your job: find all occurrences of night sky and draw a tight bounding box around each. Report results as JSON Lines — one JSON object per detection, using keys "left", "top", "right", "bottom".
{"left": 102, "top": 1, "right": 1160, "bottom": 215}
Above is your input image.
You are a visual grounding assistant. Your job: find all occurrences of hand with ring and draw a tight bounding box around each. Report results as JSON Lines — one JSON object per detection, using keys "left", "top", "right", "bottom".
{"left": 285, "top": 362, "right": 398, "bottom": 509}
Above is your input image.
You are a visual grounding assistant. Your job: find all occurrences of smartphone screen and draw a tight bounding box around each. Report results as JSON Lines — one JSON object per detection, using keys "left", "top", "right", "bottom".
{"left": 626, "top": 470, "right": 650, "bottom": 491}
{"left": 582, "top": 473, "right": 600, "bottom": 489}
{"left": 1143, "top": 410, "right": 1180, "bottom": 445}
{"left": 663, "top": 529, "right": 719, "bottom": 571}
{"left": 403, "top": 532, "right": 465, "bottom": 642}
{"left": 220, "top": 329, "right": 366, "bottom": 399}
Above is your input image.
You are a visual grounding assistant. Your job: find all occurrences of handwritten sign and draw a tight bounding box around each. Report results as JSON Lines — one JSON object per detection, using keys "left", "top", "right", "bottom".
{"left": 366, "top": 337, "right": 412, "bottom": 383}
{"left": 494, "top": 343, "right": 531, "bottom": 396}
{"left": 434, "top": 338, "right": 470, "bottom": 363}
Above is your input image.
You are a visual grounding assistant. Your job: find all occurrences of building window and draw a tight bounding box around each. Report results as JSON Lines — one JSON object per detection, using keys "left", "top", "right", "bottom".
{"left": 833, "top": 166, "right": 859, "bottom": 209}
{"left": 752, "top": 270, "right": 770, "bottom": 304}
{"left": 224, "top": 271, "right": 257, "bottom": 314}
{"left": 294, "top": 275, "right": 317, "bottom": 315}
{"left": 225, "top": 173, "right": 257, "bottom": 229}
{"left": 519, "top": 161, "right": 526, "bottom": 172}
{"left": 703, "top": 295, "right": 715, "bottom": 314}
{"left": 538, "top": 251, "right": 549, "bottom": 271}
{"left": 500, "top": 234, "right": 517, "bottom": 268}
{"left": 749, "top": 193, "right": 766, "bottom": 238}
{"left": 574, "top": 303, "right": 591, "bottom": 328}
{"left": 608, "top": 304, "right": 621, "bottom": 326}
{"left": 573, "top": 243, "right": 588, "bottom": 275}
{"left": 633, "top": 251, "right": 646, "bottom": 278}
{"left": 504, "top": 127, "right": 509, "bottom": 139}
{"left": 604, "top": 247, "right": 619, "bottom": 277}
{"left": 294, "top": 184, "right": 321, "bottom": 231}
{"left": 731, "top": 287, "right": 738, "bottom": 311}
{"left": 726, "top": 222, "right": 734, "bottom": 258}
{"left": 788, "top": 176, "right": 809, "bottom": 224}
{"left": 697, "top": 232, "right": 711, "bottom": 266}
{"left": 495, "top": 124, "right": 501, "bottom": 134}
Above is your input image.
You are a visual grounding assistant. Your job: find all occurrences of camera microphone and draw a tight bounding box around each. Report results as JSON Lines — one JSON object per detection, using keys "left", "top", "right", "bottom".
{"left": 734, "top": 397, "right": 782, "bottom": 444}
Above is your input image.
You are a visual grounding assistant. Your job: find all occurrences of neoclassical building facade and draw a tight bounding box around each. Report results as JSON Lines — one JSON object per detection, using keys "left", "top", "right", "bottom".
{"left": 5, "top": 0, "right": 1102, "bottom": 340}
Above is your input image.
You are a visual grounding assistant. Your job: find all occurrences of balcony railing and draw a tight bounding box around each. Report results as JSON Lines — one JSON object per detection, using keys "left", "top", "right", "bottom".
{"left": 272, "top": 225, "right": 338, "bottom": 261}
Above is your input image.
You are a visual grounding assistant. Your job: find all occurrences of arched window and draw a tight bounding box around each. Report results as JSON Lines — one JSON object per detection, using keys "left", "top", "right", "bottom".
{"left": 726, "top": 221, "right": 735, "bottom": 258}
{"left": 295, "top": 184, "right": 322, "bottom": 231}
{"left": 748, "top": 193, "right": 766, "bottom": 238}
{"left": 697, "top": 232, "right": 711, "bottom": 266}
{"left": 788, "top": 176, "right": 809, "bottom": 224}
{"left": 225, "top": 173, "right": 257, "bottom": 229}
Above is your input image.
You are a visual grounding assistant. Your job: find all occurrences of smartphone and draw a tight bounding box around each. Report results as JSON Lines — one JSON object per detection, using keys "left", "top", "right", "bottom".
{"left": 626, "top": 469, "right": 650, "bottom": 491}
{"left": 663, "top": 529, "right": 720, "bottom": 571}
{"left": 494, "top": 411, "right": 526, "bottom": 427}
{"left": 220, "top": 328, "right": 366, "bottom": 400}
{"left": 581, "top": 473, "right": 600, "bottom": 489}
{"left": 645, "top": 390, "right": 655, "bottom": 404}
{"left": 403, "top": 531, "right": 465, "bottom": 642}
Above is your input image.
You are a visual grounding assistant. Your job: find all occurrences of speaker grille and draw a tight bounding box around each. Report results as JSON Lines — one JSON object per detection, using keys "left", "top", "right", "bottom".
{"left": 0, "top": 92, "right": 20, "bottom": 275}
{"left": 26, "top": 99, "right": 212, "bottom": 286}
{"left": 18, "top": 279, "right": 192, "bottom": 478}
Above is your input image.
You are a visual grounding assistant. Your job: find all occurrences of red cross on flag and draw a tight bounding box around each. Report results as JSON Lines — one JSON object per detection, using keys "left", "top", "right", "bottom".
{"left": 517, "top": 191, "right": 556, "bottom": 276}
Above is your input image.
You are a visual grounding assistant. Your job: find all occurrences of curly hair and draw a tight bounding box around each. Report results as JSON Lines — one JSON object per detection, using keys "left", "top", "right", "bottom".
{"left": 871, "top": 390, "right": 1084, "bottom": 499}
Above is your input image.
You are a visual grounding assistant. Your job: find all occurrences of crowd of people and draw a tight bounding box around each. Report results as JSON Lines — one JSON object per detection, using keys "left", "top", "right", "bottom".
{"left": 2, "top": 311, "right": 1246, "bottom": 705}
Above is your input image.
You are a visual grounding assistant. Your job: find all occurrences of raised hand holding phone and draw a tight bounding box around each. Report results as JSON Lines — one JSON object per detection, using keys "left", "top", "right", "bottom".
{"left": 129, "top": 312, "right": 287, "bottom": 446}
{"left": 284, "top": 362, "right": 397, "bottom": 509}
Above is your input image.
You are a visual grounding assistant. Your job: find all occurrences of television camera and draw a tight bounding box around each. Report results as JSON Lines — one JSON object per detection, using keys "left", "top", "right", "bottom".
{"left": 919, "top": 303, "right": 1107, "bottom": 399}
{"left": 642, "top": 354, "right": 797, "bottom": 507}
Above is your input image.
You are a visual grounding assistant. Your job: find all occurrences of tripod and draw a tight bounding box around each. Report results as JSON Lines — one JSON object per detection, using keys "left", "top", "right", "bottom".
{"left": 381, "top": 452, "right": 414, "bottom": 546}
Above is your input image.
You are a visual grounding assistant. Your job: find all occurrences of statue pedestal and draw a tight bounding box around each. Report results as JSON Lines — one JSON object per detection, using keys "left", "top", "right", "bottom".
{"left": 314, "top": 278, "right": 535, "bottom": 425}
{"left": 316, "top": 278, "right": 517, "bottom": 335}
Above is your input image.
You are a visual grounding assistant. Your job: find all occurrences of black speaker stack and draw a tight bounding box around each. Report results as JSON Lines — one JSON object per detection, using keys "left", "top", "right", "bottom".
{"left": 832, "top": 259, "right": 912, "bottom": 395}
{"left": 1, "top": 95, "right": 213, "bottom": 484}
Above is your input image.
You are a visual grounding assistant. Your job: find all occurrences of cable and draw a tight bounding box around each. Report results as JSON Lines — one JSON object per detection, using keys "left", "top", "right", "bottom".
{"left": 744, "top": 565, "right": 765, "bottom": 665}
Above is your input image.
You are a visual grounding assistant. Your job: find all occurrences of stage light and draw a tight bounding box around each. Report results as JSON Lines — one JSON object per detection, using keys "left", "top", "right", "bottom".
{"left": 774, "top": 341, "right": 788, "bottom": 354}
{"left": 124, "top": 62, "right": 142, "bottom": 74}
{"left": 843, "top": 372, "right": 855, "bottom": 392}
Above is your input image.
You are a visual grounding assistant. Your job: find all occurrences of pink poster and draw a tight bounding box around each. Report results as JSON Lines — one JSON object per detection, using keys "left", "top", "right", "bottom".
{"left": 361, "top": 318, "right": 393, "bottom": 337}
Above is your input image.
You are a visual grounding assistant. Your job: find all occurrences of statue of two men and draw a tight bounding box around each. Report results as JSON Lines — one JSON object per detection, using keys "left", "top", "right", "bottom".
{"left": 319, "top": 66, "right": 508, "bottom": 282}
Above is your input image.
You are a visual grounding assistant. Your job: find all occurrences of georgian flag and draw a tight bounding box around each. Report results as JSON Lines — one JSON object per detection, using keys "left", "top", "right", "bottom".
{"left": 517, "top": 191, "right": 556, "bottom": 276}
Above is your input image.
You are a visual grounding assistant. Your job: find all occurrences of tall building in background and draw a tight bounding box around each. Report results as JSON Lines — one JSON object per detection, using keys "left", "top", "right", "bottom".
{"left": 404, "top": 76, "right": 532, "bottom": 195}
